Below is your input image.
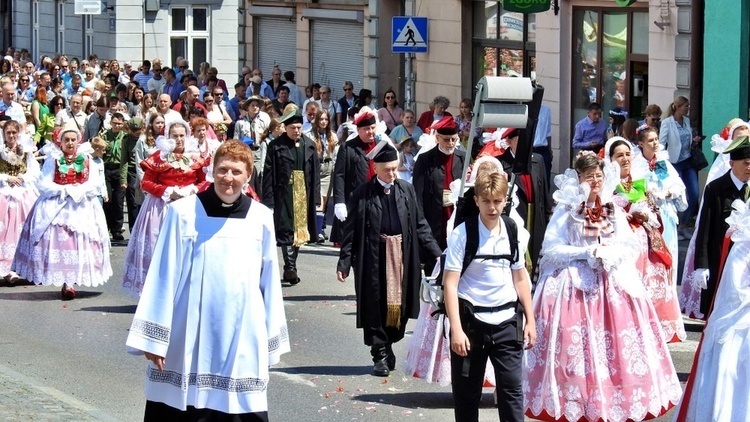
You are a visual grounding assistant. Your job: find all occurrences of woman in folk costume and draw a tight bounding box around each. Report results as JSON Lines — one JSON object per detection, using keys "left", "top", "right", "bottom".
{"left": 524, "top": 152, "right": 681, "bottom": 422}
{"left": 0, "top": 121, "right": 40, "bottom": 282}
{"left": 674, "top": 198, "right": 750, "bottom": 422}
{"left": 121, "top": 118, "right": 207, "bottom": 296}
{"left": 12, "top": 122, "right": 112, "bottom": 299}
{"left": 404, "top": 155, "right": 528, "bottom": 387}
{"left": 262, "top": 109, "right": 320, "bottom": 285}
{"left": 680, "top": 119, "right": 750, "bottom": 319}
{"left": 606, "top": 136, "right": 685, "bottom": 342}
{"left": 126, "top": 140, "right": 289, "bottom": 421}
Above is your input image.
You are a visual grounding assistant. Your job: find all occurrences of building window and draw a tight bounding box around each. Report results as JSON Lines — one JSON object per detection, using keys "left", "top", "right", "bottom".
{"left": 56, "top": 0, "right": 65, "bottom": 53}
{"left": 169, "top": 6, "right": 209, "bottom": 68}
{"left": 31, "top": 0, "right": 39, "bottom": 60}
{"left": 472, "top": 1, "right": 536, "bottom": 82}
{"left": 571, "top": 8, "right": 648, "bottom": 134}
{"left": 83, "top": 15, "right": 94, "bottom": 58}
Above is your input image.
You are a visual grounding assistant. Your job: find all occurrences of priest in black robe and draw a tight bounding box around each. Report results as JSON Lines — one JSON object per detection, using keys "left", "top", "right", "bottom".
{"left": 412, "top": 116, "right": 466, "bottom": 272}
{"left": 694, "top": 135, "right": 750, "bottom": 317}
{"left": 337, "top": 140, "right": 441, "bottom": 377}
{"left": 494, "top": 127, "right": 553, "bottom": 280}
{"left": 262, "top": 109, "right": 320, "bottom": 284}
{"left": 330, "top": 107, "right": 378, "bottom": 244}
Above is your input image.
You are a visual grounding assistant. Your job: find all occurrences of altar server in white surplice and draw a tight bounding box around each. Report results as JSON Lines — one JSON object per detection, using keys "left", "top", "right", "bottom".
{"left": 126, "top": 140, "right": 290, "bottom": 421}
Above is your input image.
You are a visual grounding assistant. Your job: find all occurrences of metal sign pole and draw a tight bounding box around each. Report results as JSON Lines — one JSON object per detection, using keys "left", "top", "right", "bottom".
{"left": 457, "top": 82, "right": 484, "bottom": 195}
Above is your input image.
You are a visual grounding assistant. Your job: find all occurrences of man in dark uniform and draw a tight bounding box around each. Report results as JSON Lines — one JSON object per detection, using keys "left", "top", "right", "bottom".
{"left": 694, "top": 135, "right": 750, "bottom": 318}
{"left": 262, "top": 110, "right": 321, "bottom": 285}
{"left": 494, "top": 127, "right": 552, "bottom": 279}
{"left": 412, "top": 116, "right": 466, "bottom": 272}
{"left": 337, "top": 140, "right": 441, "bottom": 377}
{"left": 331, "top": 107, "right": 378, "bottom": 245}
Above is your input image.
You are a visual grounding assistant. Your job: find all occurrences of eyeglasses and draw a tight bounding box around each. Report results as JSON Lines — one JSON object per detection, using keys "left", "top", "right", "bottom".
{"left": 583, "top": 174, "right": 604, "bottom": 182}
{"left": 385, "top": 95, "right": 395, "bottom": 99}
{"left": 53, "top": 102, "right": 63, "bottom": 106}
{"left": 53, "top": 67, "right": 60, "bottom": 71}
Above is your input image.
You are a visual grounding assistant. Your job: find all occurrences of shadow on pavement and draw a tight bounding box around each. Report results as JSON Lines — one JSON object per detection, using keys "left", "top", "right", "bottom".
{"left": 283, "top": 294, "right": 357, "bottom": 302}
{"left": 684, "top": 320, "right": 705, "bottom": 333}
{"left": 274, "top": 365, "right": 371, "bottom": 377}
{"left": 350, "top": 392, "right": 467, "bottom": 409}
{"left": 0, "top": 290, "right": 103, "bottom": 301}
{"left": 299, "top": 248, "right": 340, "bottom": 258}
{"left": 78, "top": 304, "right": 138, "bottom": 314}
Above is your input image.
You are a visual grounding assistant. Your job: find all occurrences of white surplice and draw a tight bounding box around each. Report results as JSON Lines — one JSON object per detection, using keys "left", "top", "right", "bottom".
{"left": 126, "top": 195, "right": 290, "bottom": 414}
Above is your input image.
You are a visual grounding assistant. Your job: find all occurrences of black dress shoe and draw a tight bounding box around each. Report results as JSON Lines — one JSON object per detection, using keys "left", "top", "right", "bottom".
{"left": 283, "top": 270, "right": 300, "bottom": 285}
{"left": 372, "top": 357, "right": 390, "bottom": 377}
{"left": 112, "top": 232, "right": 125, "bottom": 241}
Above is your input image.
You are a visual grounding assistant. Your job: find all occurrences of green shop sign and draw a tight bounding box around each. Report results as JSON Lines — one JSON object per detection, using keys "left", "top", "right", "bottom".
{"left": 614, "top": 0, "right": 637, "bottom": 5}
{"left": 501, "top": 0, "right": 551, "bottom": 14}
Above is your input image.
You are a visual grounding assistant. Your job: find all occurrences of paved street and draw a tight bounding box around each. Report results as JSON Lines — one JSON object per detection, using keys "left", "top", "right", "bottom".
{"left": 0, "top": 235, "right": 700, "bottom": 421}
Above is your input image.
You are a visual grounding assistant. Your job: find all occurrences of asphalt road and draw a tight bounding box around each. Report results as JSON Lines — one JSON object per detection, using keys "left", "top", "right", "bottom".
{"left": 0, "top": 236, "right": 700, "bottom": 421}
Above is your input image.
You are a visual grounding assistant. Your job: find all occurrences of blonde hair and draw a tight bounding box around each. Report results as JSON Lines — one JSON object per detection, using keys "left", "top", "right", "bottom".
{"left": 90, "top": 136, "right": 107, "bottom": 149}
{"left": 474, "top": 172, "right": 508, "bottom": 199}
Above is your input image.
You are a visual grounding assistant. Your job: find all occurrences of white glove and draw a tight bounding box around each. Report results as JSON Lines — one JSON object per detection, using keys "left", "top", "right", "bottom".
{"left": 334, "top": 203, "right": 348, "bottom": 222}
{"left": 594, "top": 245, "right": 619, "bottom": 271}
{"left": 694, "top": 268, "right": 709, "bottom": 289}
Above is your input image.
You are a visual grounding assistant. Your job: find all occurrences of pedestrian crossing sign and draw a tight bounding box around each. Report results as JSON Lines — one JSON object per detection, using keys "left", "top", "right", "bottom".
{"left": 392, "top": 16, "right": 428, "bottom": 53}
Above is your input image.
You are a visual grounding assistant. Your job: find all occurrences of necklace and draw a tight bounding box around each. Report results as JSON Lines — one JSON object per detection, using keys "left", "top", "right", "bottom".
{"left": 647, "top": 155, "right": 657, "bottom": 172}
{"left": 582, "top": 197, "right": 604, "bottom": 222}
{"left": 384, "top": 186, "right": 391, "bottom": 195}
{"left": 620, "top": 174, "right": 633, "bottom": 192}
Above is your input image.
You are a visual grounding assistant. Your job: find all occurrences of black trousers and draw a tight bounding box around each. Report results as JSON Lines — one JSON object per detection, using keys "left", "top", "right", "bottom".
{"left": 144, "top": 400, "right": 268, "bottom": 422}
{"left": 450, "top": 316, "right": 523, "bottom": 422}
{"left": 280, "top": 245, "right": 299, "bottom": 273}
{"left": 104, "top": 166, "right": 125, "bottom": 234}
{"left": 125, "top": 165, "right": 140, "bottom": 233}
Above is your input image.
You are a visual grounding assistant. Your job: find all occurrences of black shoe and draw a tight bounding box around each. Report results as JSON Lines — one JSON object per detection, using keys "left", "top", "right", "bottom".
{"left": 283, "top": 270, "right": 300, "bottom": 285}
{"left": 112, "top": 232, "right": 125, "bottom": 241}
{"left": 316, "top": 233, "right": 326, "bottom": 244}
{"left": 372, "top": 357, "right": 390, "bottom": 377}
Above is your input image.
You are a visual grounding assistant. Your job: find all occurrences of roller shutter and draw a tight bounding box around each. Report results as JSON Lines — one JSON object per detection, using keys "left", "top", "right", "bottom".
{"left": 256, "top": 17, "right": 297, "bottom": 77}
{"left": 310, "top": 20, "right": 364, "bottom": 100}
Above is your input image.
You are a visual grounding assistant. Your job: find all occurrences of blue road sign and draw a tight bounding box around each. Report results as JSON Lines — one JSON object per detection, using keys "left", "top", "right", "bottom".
{"left": 392, "top": 16, "right": 428, "bottom": 53}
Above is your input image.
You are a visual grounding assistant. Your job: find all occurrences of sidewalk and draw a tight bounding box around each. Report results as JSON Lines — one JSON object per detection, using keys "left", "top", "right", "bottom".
{"left": 0, "top": 363, "right": 120, "bottom": 421}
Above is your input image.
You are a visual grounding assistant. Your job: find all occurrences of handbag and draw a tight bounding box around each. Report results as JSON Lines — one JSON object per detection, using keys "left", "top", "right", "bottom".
{"left": 690, "top": 142, "right": 709, "bottom": 171}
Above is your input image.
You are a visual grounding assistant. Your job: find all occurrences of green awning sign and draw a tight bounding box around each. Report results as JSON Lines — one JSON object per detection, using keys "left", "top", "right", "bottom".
{"left": 614, "top": 0, "right": 637, "bottom": 5}
{"left": 501, "top": 0, "right": 551, "bottom": 14}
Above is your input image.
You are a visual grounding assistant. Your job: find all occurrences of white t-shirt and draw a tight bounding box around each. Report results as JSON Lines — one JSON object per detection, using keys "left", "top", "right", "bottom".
{"left": 444, "top": 215, "right": 527, "bottom": 324}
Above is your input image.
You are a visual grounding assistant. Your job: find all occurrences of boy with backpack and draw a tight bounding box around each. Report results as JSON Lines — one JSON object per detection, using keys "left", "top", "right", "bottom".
{"left": 443, "top": 171, "right": 536, "bottom": 422}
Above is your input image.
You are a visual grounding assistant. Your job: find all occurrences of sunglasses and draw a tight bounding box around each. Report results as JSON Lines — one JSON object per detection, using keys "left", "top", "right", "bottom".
{"left": 213, "top": 92, "right": 223, "bottom": 96}
{"left": 20, "top": 78, "right": 29, "bottom": 82}
{"left": 385, "top": 96, "right": 395, "bottom": 99}
{"left": 343, "top": 88, "right": 352, "bottom": 91}
{"left": 179, "top": 66, "right": 188, "bottom": 69}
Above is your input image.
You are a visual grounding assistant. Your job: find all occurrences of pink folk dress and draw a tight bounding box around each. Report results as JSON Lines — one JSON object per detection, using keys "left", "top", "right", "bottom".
{"left": 613, "top": 175, "right": 686, "bottom": 343}
{"left": 0, "top": 141, "right": 39, "bottom": 276}
{"left": 523, "top": 169, "right": 681, "bottom": 422}
{"left": 121, "top": 147, "right": 205, "bottom": 297}
{"left": 12, "top": 143, "right": 112, "bottom": 287}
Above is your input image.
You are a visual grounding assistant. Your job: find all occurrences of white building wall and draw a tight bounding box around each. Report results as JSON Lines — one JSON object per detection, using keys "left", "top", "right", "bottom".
{"left": 209, "top": 2, "right": 239, "bottom": 80}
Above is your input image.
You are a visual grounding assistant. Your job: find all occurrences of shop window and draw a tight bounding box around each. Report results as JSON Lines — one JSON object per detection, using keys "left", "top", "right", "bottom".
{"left": 169, "top": 6, "right": 209, "bottom": 67}
{"left": 571, "top": 7, "right": 647, "bottom": 137}
{"left": 472, "top": 1, "right": 536, "bottom": 82}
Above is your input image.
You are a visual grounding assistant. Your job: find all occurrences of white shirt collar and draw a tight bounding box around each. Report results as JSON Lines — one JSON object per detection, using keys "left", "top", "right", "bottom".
{"left": 376, "top": 178, "right": 392, "bottom": 189}
{"left": 730, "top": 170, "right": 747, "bottom": 191}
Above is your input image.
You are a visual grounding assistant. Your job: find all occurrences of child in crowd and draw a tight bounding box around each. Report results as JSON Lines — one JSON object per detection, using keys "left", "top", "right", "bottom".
{"left": 397, "top": 137, "right": 416, "bottom": 183}
{"left": 443, "top": 171, "right": 536, "bottom": 422}
{"left": 90, "top": 136, "right": 109, "bottom": 204}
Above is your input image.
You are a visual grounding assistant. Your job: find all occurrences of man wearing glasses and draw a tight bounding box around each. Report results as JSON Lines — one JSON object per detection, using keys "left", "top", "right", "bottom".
{"left": 267, "top": 66, "right": 284, "bottom": 99}
{"left": 316, "top": 85, "right": 340, "bottom": 131}
{"left": 337, "top": 81, "right": 358, "bottom": 127}
{"left": 175, "top": 58, "right": 190, "bottom": 80}
{"left": 0, "top": 82, "right": 25, "bottom": 123}
{"left": 147, "top": 66, "right": 166, "bottom": 97}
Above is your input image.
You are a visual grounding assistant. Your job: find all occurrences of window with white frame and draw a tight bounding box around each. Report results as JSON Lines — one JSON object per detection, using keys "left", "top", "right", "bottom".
{"left": 31, "top": 0, "right": 39, "bottom": 60}
{"left": 169, "top": 6, "right": 209, "bottom": 68}
{"left": 56, "top": 0, "right": 65, "bottom": 53}
{"left": 82, "top": 15, "right": 94, "bottom": 58}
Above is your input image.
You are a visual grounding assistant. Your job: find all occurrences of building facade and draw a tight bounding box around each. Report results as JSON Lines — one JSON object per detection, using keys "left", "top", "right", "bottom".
{"left": 1, "top": 0, "right": 240, "bottom": 78}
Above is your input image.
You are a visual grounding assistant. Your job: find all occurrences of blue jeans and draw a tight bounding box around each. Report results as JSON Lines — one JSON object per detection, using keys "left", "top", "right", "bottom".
{"left": 673, "top": 158, "right": 699, "bottom": 226}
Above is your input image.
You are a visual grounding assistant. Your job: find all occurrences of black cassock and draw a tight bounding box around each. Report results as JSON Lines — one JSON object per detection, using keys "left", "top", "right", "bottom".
{"left": 330, "top": 136, "right": 372, "bottom": 243}
{"left": 694, "top": 170, "right": 743, "bottom": 316}
{"left": 337, "top": 178, "right": 441, "bottom": 345}
{"left": 496, "top": 150, "right": 552, "bottom": 277}
{"left": 261, "top": 133, "right": 320, "bottom": 246}
{"left": 412, "top": 147, "right": 466, "bottom": 253}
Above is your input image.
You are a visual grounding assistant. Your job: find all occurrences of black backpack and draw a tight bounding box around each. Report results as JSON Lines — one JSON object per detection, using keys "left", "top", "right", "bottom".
{"left": 430, "top": 214, "right": 519, "bottom": 316}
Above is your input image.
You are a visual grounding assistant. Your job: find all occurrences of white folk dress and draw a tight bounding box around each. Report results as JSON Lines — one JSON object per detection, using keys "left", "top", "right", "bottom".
{"left": 126, "top": 195, "right": 290, "bottom": 414}
{"left": 674, "top": 198, "right": 750, "bottom": 421}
